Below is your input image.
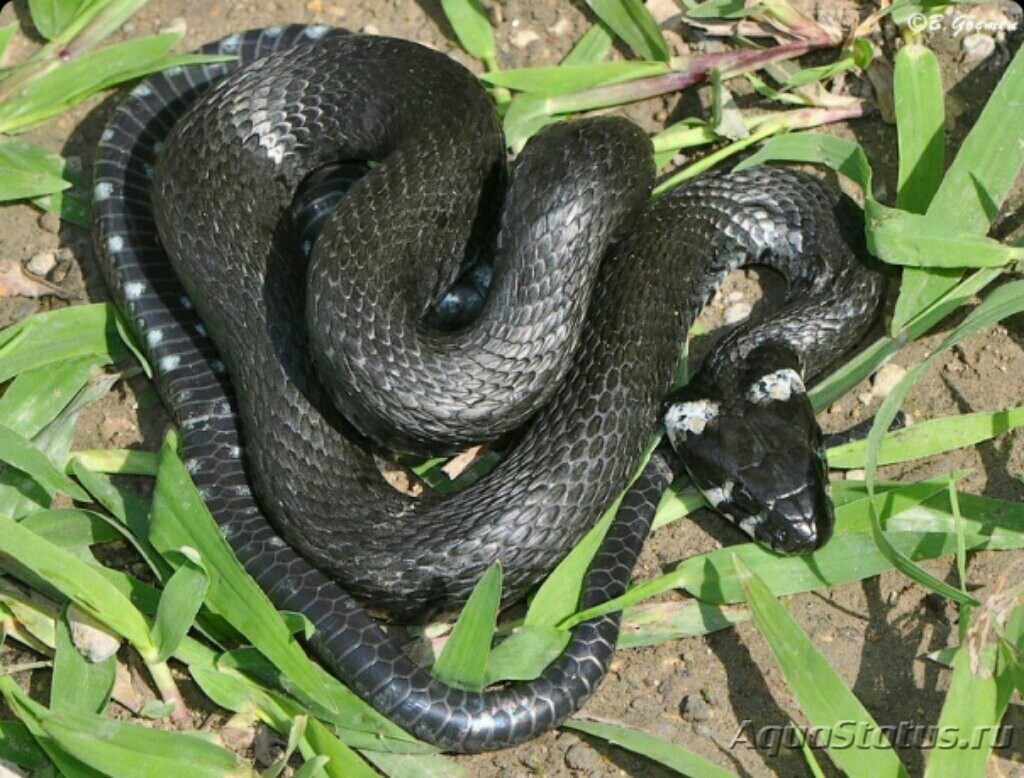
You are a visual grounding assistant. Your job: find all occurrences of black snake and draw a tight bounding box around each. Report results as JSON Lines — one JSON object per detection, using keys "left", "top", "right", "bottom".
{"left": 91, "top": 26, "right": 882, "bottom": 752}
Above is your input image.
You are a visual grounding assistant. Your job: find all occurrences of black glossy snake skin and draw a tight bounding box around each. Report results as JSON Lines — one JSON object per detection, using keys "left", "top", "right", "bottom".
{"left": 92, "top": 26, "right": 882, "bottom": 752}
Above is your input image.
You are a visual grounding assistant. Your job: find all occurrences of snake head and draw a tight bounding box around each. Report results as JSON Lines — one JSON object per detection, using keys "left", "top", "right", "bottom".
{"left": 663, "top": 350, "right": 833, "bottom": 555}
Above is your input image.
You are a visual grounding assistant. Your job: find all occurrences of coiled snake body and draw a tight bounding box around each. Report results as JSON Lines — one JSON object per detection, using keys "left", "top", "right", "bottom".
{"left": 93, "top": 26, "right": 882, "bottom": 752}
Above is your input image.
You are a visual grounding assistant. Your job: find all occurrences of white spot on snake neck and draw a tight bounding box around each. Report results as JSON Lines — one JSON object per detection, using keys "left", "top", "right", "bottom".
{"left": 305, "top": 24, "right": 329, "bottom": 39}
{"left": 94, "top": 182, "right": 113, "bottom": 201}
{"left": 738, "top": 515, "right": 759, "bottom": 538}
{"left": 220, "top": 34, "right": 241, "bottom": 53}
{"left": 265, "top": 25, "right": 283, "bottom": 37}
{"left": 107, "top": 235, "right": 124, "bottom": 252}
{"left": 159, "top": 355, "right": 180, "bottom": 372}
{"left": 747, "top": 368, "right": 805, "bottom": 404}
{"left": 179, "top": 296, "right": 193, "bottom": 310}
{"left": 131, "top": 83, "right": 152, "bottom": 98}
{"left": 195, "top": 323, "right": 207, "bottom": 337}
{"left": 100, "top": 128, "right": 114, "bottom": 142}
{"left": 146, "top": 329, "right": 163, "bottom": 347}
{"left": 664, "top": 399, "right": 720, "bottom": 443}
{"left": 227, "top": 445, "right": 242, "bottom": 459}
{"left": 702, "top": 480, "right": 734, "bottom": 508}
{"left": 124, "top": 281, "right": 146, "bottom": 300}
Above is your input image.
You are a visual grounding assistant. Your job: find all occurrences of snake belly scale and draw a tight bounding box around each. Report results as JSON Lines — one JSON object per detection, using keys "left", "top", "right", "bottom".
{"left": 92, "top": 25, "right": 881, "bottom": 752}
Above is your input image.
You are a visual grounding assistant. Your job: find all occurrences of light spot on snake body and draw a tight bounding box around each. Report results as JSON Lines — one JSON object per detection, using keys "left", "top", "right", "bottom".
{"left": 747, "top": 368, "right": 805, "bottom": 404}
{"left": 185, "top": 458, "right": 202, "bottom": 474}
{"left": 107, "top": 235, "right": 124, "bottom": 252}
{"left": 180, "top": 296, "right": 193, "bottom": 309}
{"left": 220, "top": 34, "right": 241, "bottom": 53}
{"left": 227, "top": 445, "right": 242, "bottom": 459}
{"left": 159, "top": 355, "right": 181, "bottom": 372}
{"left": 211, "top": 359, "right": 226, "bottom": 373}
{"left": 166, "top": 66, "right": 183, "bottom": 76}
{"left": 124, "top": 281, "right": 146, "bottom": 299}
{"left": 738, "top": 515, "right": 759, "bottom": 538}
{"left": 94, "top": 182, "right": 113, "bottom": 201}
{"left": 146, "top": 329, "right": 163, "bottom": 347}
{"left": 195, "top": 323, "right": 207, "bottom": 337}
{"left": 703, "top": 480, "right": 734, "bottom": 508}
{"left": 131, "top": 83, "right": 152, "bottom": 98}
{"left": 265, "top": 26, "right": 283, "bottom": 37}
{"left": 100, "top": 128, "right": 114, "bottom": 142}
{"left": 664, "top": 399, "right": 719, "bottom": 444}
{"left": 305, "top": 25, "right": 329, "bottom": 39}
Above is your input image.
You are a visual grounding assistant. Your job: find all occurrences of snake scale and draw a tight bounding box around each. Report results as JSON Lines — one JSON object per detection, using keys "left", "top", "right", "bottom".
{"left": 92, "top": 25, "right": 882, "bottom": 752}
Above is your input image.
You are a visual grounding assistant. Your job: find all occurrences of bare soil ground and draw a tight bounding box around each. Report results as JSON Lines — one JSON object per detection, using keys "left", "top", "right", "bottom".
{"left": 1, "top": 0, "right": 1023, "bottom": 775}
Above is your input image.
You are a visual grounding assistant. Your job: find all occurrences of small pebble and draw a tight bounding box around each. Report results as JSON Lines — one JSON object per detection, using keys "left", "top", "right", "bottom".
{"left": 68, "top": 604, "right": 121, "bottom": 662}
{"left": 724, "top": 302, "right": 752, "bottom": 324}
{"left": 846, "top": 468, "right": 866, "bottom": 480}
{"left": 962, "top": 33, "right": 996, "bottom": 63}
{"left": 121, "top": 21, "right": 136, "bottom": 35}
{"left": 510, "top": 29, "right": 540, "bottom": 49}
{"left": 25, "top": 250, "right": 58, "bottom": 277}
{"left": 727, "top": 291, "right": 745, "bottom": 303}
{"left": 872, "top": 363, "right": 906, "bottom": 398}
{"left": 857, "top": 391, "right": 873, "bottom": 406}
{"left": 565, "top": 742, "right": 600, "bottom": 771}
{"left": 362, "top": 24, "right": 380, "bottom": 35}
{"left": 38, "top": 212, "right": 60, "bottom": 234}
{"left": 160, "top": 16, "right": 186, "bottom": 36}
{"left": 681, "top": 693, "right": 712, "bottom": 721}
{"left": 488, "top": 3, "right": 503, "bottom": 26}
{"left": 694, "top": 723, "right": 714, "bottom": 739}
{"left": 547, "top": 17, "right": 571, "bottom": 36}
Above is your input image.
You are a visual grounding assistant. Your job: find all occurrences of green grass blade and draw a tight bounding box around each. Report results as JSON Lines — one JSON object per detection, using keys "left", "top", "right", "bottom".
{"left": 439, "top": 0, "right": 497, "bottom": 68}
{"left": 564, "top": 719, "right": 735, "bottom": 777}
{"left": 151, "top": 548, "right": 209, "bottom": 663}
{"left": 561, "top": 22, "right": 614, "bottom": 65}
{"left": 19, "top": 509, "right": 123, "bottom": 552}
{"left": 906, "top": 43, "right": 1024, "bottom": 313}
{"left": 149, "top": 432, "right": 335, "bottom": 715}
{"left": 864, "top": 281, "right": 1024, "bottom": 606}
{"left": 28, "top": 0, "right": 89, "bottom": 39}
{"left": 432, "top": 562, "right": 501, "bottom": 690}
{"left": 735, "top": 556, "right": 909, "bottom": 777}
{"left": 0, "top": 515, "right": 153, "bottom": 653}
{"left": 51, "top": 604, "right": 116, "bottom": 715}
{"left": 0, "top": 304, "right": 124, "bottom": 383}
{"left": 618, "top": 600, "right": 750, "bottom": 649}
{"left": 0, "top": 137, "right": 72, "bottom": 200}
{"left": 891, "top": 41, "right": 946, "bottom": 333}
{"left": 0, "top": 420, "right": 89, "bottom": 501}
{"left": 829, "top": 407, "right": 1024, "bottom": 468}
{"left": 735, "top": 131, "right": 874, "bottom": 195}
{"left": 0, "top": 720, "right": 49, "bottom": 772}
{"left": 865, "top": 202, "right": 1024, "bottom": 267}
{"left": 0, "top": 22, "right": 17, "bottom": 60}
{"left": 480, "top": 61, "right": 668, "bottom": 95}
{"left": 484, "top": 625, "right": 568, "bottom": 684}
{"left": 584, "top": 0, "right": 669, "bottom": 61}
{"left": 0, "top": 356, "right": 100, "bottom": 438}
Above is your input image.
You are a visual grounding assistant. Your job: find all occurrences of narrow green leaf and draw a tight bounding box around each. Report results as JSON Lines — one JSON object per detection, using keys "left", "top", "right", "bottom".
{"left": 735, "top": 556, "right": 909, "bottom": 777}
{"left": 152, "top": 548, "right": 209, "bottom": 662}
{"left": 0, "top": 420, "right": 89, "bottom": 501}
{"left": 485, "top": 625, "right": 569, "bottom": 684}
{"left": 149, "top": 433, "right": 335, "bottom": 715}
{"left": 41, "top": 704, "right": 250, "bottom": 777}
{"left": 735, "top": 131, "right": 874, "bottom": 195}
{"left": 19, "top": 508, "right": 123, "bottom": 551}
{"left": 0, "top": 22, "right": 17, "bottom": 60}
{"left": 561, "top": 22, "right": 614, "bottom": 65}
{"left": 433, "top": 562, "right": 501, "bottom": 690}
{"left": 907, "top": 44, "right": 1024, "bottom": 314}
{"left": 863, "top": 281, "right": 1024, "bottom": 607}
{"left": 480, "top": 61, "right": 668, "bottom": 95}
{"left": 0, "top": 304, "right": 124, "bottom": 384}
{"left": 0, "top": 720, "right": 49, "bottom": 771}
{"left": 618, "top": 600, "right": 750, "bottom": 649}
{"left": 51, "top": 604, "right": 116, "bottom": 715}
{"left": 866, "top": 202, "right": 1023, "bottom": 268}
{"left": 565, "top": 719, "right": 734, "bottom": 777}
{"left": 439, "top": 0, "right": 497, "bottom": 67}
{"left": 0, "top": 356, "right": 100, "bottom": 439}
{"left": 29, "top": 0, "right": 89, "bottom": 39}
{"left": 0, "top": 515, "right": 154, "bottom": 652}
{"left": 829, "top": 407, "right": 1024, "bottom": 468}
{"left": 0, "top": 137, "right": 71, "bottom": 201}
{"left": 585, "top": 0, "right": 669, "bottom": 61}
{"left": 893, "top": 42, "right": 944, "bottom": 215}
